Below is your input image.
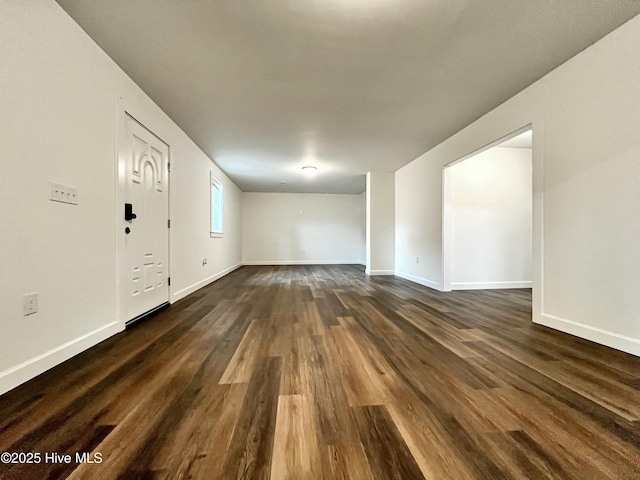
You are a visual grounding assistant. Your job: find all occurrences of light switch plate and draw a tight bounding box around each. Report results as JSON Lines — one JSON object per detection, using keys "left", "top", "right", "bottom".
{"left": 50, "top": 182, "right": 78, "bottom": 205}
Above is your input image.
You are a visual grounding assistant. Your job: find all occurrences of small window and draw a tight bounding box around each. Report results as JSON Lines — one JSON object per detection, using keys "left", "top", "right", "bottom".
{"left": 210, "top": 173, "right": 223, "bottom": 237}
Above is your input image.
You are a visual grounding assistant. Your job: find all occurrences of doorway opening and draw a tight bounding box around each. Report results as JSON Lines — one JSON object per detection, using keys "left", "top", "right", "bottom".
{"left": 442, "top": 127, "right": 533, "bottom": 292}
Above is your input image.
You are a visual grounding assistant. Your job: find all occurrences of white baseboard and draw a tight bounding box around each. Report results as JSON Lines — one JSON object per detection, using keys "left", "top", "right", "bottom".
{"left": 365, "top": 269, "right": 395, "bottom": 276}
{"left": 394, "top": 271, "right": 442, "bottom": 290}
{"left": 242, "top": 260, "right": 362, "bottom": 266}
{"left": 451, "top": 280, "right": 533, "bottom": 290}
{"left": 172, "top": 263, "right": 242, "bottom": 302}
{"left": 535, "top": 313, "right": 640, "bottom": 357}
{"left": 0, "top": 321, "right": 122, "bottom": 396}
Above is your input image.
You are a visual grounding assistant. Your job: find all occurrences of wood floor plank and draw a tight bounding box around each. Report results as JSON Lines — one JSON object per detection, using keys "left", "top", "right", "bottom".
{"left": 485, "top": 430, "right": 569, "bottom": 480}
{"left": 302, "top": 301, "right": 325, "bottom": 337}
{"left": 322, "top": 443, "right": 374, "bottom": 480}
{"left": 385, "top": 388, "right": 479, "bottom": 480}
{"left": 219, "top": 319, "right": 264, "bottom": 384}
{"left": 397, "top": 305, "right": 482, "bottom": 358}
{"left": 221, "top": 356, "right": 282, "bottom": 480}
{"left": 329, "top": 323, "right": 389, "bottom": 407}
{"left": 279, "top": 333, "right": 314, "bottom": 396}
{"left": 2, "top": 265, "right": 640, "bottom": 479}
{"left": 308, "top": 334, "right": 359, "bottom": 445}
{"left": 538, "top": 360, "right": 640, "bottom": 421}
{"left": 352, "top": 405, "right": 425, "bottom": 480}
{"left": 172, "top": 382, "right": 249, "bottom": 480}
{"left": 270, "top": 394, "right": 321, "bottom": 480}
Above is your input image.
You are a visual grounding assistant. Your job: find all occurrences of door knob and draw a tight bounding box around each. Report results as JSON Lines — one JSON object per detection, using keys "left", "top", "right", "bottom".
{"left": 125, "top": 203, "right": 137, "bottom": 221}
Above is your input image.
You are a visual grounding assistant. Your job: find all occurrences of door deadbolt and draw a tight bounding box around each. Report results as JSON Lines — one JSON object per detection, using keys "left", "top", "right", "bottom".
{"left": 124, "top": 203, "right": 137, "bottom": 221}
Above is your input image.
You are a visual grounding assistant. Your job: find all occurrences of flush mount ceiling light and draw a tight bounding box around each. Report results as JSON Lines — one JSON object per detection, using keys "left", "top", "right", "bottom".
{"left": 302, "top": 166, "right": 318, "bottom": 175}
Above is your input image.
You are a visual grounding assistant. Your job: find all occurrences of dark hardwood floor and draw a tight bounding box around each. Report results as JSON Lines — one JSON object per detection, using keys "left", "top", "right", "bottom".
{"left": 1, "top": 265, "right": 640, "bottom": 479}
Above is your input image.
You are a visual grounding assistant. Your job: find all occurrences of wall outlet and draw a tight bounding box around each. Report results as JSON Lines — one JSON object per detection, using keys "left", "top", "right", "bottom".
{"left": 23, "top": 292, "right": 38, "bottom": 316}
{"left": 416, "top": 256, "right": 420, "bottom": 264}
{"left": 202, "top": 258, "right": 207, "bottom": 266}
{"left": 50, "top": 182, "right": 78, "bottom": 205}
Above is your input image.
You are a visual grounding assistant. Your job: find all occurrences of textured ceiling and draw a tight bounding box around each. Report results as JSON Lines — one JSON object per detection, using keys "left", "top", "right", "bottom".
{"left": 56, "top": 1, "right": 640, "bottom": 193}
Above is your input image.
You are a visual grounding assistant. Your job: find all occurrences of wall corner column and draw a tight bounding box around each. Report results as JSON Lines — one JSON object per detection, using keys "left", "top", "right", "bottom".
{"left": 365, "top": 171, "right": 395, "bottom": 275}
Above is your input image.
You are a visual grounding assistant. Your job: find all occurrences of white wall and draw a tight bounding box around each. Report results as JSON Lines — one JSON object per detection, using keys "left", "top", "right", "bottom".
{"left": 242, "top": 193, "right": 364, "bottom": 265}
{"left": 395, "top": 14, "right": 640, "bottom": 355}
{"left": 366, "top": 172, "right": 395, "bottom": 275}
{"left": 170, "top": 160, "right": 242, "bottom": 301}
{"left": 449, "top": 147, "right": 532, "bottom": 289}
{"left": 0, "top": 1, "right": 242, "bottom": 395}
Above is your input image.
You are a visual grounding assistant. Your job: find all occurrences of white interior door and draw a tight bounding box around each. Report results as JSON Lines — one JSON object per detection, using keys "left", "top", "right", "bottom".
{"left": 120, "top": 114, "right": 169, "bottom": 323}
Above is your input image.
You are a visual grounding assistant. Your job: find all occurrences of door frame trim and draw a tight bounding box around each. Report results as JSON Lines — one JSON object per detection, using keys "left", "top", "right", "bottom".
{"left": 115, "top": 98, "right": 171, "bottom": 328}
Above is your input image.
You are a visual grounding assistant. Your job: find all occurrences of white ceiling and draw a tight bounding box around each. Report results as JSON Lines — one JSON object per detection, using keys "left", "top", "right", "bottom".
{"left": 56, "top": 1, "right": 640, "bottom": 194}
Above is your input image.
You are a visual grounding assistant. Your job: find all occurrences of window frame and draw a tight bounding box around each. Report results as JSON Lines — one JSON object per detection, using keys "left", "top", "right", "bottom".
{"left": 210, "top": 172, "right": 224, "bottom": 238}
